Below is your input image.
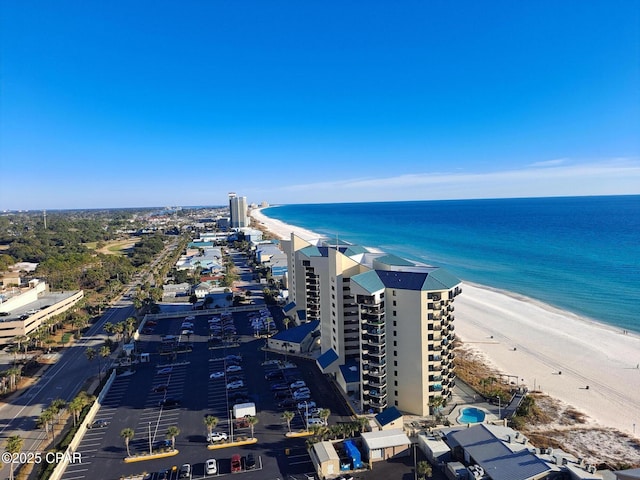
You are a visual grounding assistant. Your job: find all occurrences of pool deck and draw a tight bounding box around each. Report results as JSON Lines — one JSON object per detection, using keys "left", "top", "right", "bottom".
{"left": 445, "top": 379, "right": 502, "bottom": 425}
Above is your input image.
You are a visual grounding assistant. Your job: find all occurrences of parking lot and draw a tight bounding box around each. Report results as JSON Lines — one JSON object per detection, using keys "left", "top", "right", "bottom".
{"left": 58, "top": 300, "right": 350, "bottom": 480}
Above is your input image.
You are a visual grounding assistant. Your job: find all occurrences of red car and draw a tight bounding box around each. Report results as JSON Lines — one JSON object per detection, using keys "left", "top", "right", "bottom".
{"left": 231, "top": 454, "right": 241, "bottom": 473}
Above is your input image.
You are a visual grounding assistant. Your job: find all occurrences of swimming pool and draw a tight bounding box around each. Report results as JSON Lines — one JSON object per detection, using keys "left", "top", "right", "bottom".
{"left": 458, "top": 407, "right": 486, "bottom": 424}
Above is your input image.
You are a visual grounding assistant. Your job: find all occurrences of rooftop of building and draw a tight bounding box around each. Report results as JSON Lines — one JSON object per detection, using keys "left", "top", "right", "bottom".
{"left": 271, "top": 320, "right": 319, "bottom": 344}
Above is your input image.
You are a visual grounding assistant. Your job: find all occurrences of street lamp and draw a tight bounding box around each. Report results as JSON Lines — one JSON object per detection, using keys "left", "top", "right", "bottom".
{"left": 496, "top": 396, "right": 501, "bottom": 419}
{"left": 148, "top": 422, "right": 152, "bottom": 454}
{"left": 304, "top": 401, "right": 309, "bottom": 432}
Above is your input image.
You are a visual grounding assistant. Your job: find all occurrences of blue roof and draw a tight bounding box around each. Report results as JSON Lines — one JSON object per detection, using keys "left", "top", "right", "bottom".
{"left": 272, "top": 320, "right": 319, "bottom": 344}
{"left": 297, "top": 310, "right": 307, "bottom": 321}
{"left": 339, "top": 360, "right": 360, "bottom": 384}
{"left": 317, "top": 349, "right": 339, "bottom": 369}
{"left": 376, "top": 269, "right": 460, "bottom": 291}
{"left": 375, "top": 406, "right": 403, "bottom": 426}
{"left": 283, "top": 302, "right": 296, "bottom": 312}
{"left": 300, "top": 246, "right": 327, "bottom": 257}
{"left": 448, "top": 425, "right": 550, "bottom": 480}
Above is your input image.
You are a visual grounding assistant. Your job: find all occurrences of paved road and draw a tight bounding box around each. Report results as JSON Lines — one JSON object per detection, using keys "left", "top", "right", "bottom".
{"left": 0, "top": 240, "right": 179, "bottom": 477}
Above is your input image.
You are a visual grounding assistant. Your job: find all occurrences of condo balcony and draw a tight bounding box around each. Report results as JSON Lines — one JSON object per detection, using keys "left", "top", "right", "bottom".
{"left": 366, "top": 367, "right": 386, "bottom": 378}
{"left": 364, "top": 358, "right": 385, "bottom": 368}
{"left": 432, "top": 301, "right": 442, "bottom": 310}
{"left": 368, "top": 397, "right": 388, "bottom": 408}
{"left": 429, "top": 375, "right": 443, "bottom": 382}
{"left": 428, "top": 345, "right": 442, "bottom": 352}
{"left": 367, "top": 388, "right": 387, "bottom": 399}
{"left": 429, "top": 384, "right": 443, "bottom": 392}
{"left": 428, "top": 365, "right": 442, "bottom": 372}
{"left": 367, "top": 377, "right": 386, "bottom": 389}
{"left": 367, "top": 348, "right": 386, "bottom": 357}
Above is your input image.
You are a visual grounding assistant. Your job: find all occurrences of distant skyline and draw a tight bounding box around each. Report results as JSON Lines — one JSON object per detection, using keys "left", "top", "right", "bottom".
{"left": 1, "top": 1, "right": 639, "bottom": 210}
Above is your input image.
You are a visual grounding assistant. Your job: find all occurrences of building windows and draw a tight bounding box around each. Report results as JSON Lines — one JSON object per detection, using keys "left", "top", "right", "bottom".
{"left": 393, "top": 310, "right": 397, "bottom": 316}
{"left": 393, "top": 341, "right": 397, "bottom": 346}
{"left": 303, "top": 260, "right": 310, "bottom": 266}
{"left": 394, "top": 362, "right": 397, "bottom": 367}
{"left": 393, "top": 331, "right": 397, "bottom": 336}
{"left": 393, "top": 321, "right": 397, "bottom": 327}
{"left": 393, "top": 300, "right": 396, "bottom": 306}
{"left": 393, "top": 350, "right": 397, "bottom": 357}
{"left": 394, "top": 380, "right": 398, "bottom": 386}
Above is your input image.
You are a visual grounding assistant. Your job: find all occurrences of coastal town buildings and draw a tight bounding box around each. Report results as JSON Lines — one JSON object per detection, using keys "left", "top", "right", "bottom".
{"left": 0, "top": 279, "right": 84, "bottom": 344}
{"left": 281, "top": 233, "right": 462, "bottom": 416}
{"left": 228, "top": 192, "right": 248, "bottom": 228}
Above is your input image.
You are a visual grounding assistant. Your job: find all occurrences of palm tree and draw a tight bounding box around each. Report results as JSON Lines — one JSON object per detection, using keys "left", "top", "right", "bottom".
{"left": 103, "top": 322, "right": 115, "bottom": 339}
{"left": 204, "top": 416, "right": 219, "bottom": 440}
{"left": 120, "top": 428, "right": 135, "bottom": 457}
{"left": 429, "top": 395, "right": 445, "bottom": 417}
{"left": 5, "top": 435, "right": 24, "bottom": 480}
{"left": 113, "top": 322, "right": 125, "bottom": 341}
{"left": 282, "top": 411, "right": 295, "bottom": 433}
{"left": 37, "top": 408, "right": 55, "bottom": 439}
{"left": 417, "top": 460, "right": 433, "bottom": 480}
{"left": 247, "top": 415, "right": 259, "bottom": 439}
{"left": 318, "top": 408, "right": 331, "bottom": 426}
{"left": 356, "top": 416, "right": 369, "bottom": 433}
{"left": 68, "top": 397, "right": 84, "bottom": 426}
{"left": 283, "top": 317, "right": 290, "bottom": 330}
{"left": 50, "top": 398, "right": 67, "bottom": 425}
{"left": 125, "top": 317, "right": 137, "bottom": 340}
{"left": 99, "top": 345, "right": 111, "bottom": 379}
{"left": 166, "top": 426, "right": 180, "bottom": 449}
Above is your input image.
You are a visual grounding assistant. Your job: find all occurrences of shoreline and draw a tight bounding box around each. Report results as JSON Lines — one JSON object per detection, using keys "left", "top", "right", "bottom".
{"left": 251, "top": 207, "right": 640, "bottom": 438}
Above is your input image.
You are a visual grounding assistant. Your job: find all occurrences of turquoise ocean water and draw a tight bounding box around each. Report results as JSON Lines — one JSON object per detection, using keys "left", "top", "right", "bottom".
{"left": 263, "top": 195, "right": 640, "bottom": 334}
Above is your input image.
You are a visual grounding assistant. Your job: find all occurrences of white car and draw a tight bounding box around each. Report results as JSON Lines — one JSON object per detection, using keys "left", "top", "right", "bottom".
{"left": 205, "top": 458, "right": 217, "bottom": 475}
{"left": 181, "top": 322, "right": 194, "bottom": 329}
{"left": 209, "top": 371, "right": 225, "bottom": 379}
{"left": 290, "top": 380, "right": 306, "bottom": 389}
{"left": 226, "top": 380, "right": 244, "bottom": 390}
{"left": 307, "top": 417, "right": 325, "bottom": 427}
{"left": 297, "top": 401, "right": 317, "bottom": 410}
{"left": 181, "top": 329, "right": 194, "bottom": 336}
{"left": 207, "top": 431, "right": 228, "bottom": 442}
{"left": 293, "top": 392, "right": 311, "bottom": 400}
{"left": 226, "top": 365, "right": 242, "bottom": 373}
{"left": 293, "top": 387, "right": 310, "bottom": 395}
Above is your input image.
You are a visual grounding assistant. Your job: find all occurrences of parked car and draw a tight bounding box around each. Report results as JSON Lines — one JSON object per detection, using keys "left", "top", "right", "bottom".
{"left": 274, "top": 391, "right": 291, "bottom": 400}
{"left": 146, "top": 321, "right": 157, "bottom": 326}
{"left": 245, "top": 453, "right": 256, "bottom": 470}
{"left": 209, "top": 371, "right": 225, "bottom": 379}
{"left": 265, "top": 370, "right": 284, "bottom": 380}
{"left": 152, "top": 384, "right": 169, "bottom": 393}
{"left": 290, "top": 380, "right": 306, "bottom": 389}
{"left": 307, "top": 417, "right": 325, "bottom": 427}
{"left": 158, "top": 398, "right": 180, "bottom": 407}
{"left": 231, "top": 454, "right": 242, "bottom": 473}
{"left": 271, "top": 383, "right": 289, "bottom": 391}
{"left": 178, "top": 464, "right": 191, "bottom": 479}
{"left": 207, "top": 431, "right": 228, "bottom": 442}
{"left": 278, "top": 399, "right": 298, "bottom": 409}
{"left": 293, "top": 392, "right": 311, "bottom": 401}
{"left": 225, "top": 354, "right": 242, "bottom": 362}
{"left": 142, "top": 328, "right": 154, "bottom": 334}
{"left": 226, "top": 365, "right": 242, "bottom": 373}
{"left": 227, "top": 380, "right": 244, "bottom": 390}
{"left": 293, "top": 387, "right": 311, "bottom": 396}
{"left": 205, "top": 458, "right": 217, "bottom": 475}
{"left": 297, "top": 400, "right": 317, "bottom": 410}
{"left": 158, "top": 367, "right": 173, "bottom": 375}
{"left": 181, "top": 329, "right": 194, "bottom": 336}
{"left": 87, "top": 419, "right": 109, "bottom": 429}
{"left": 153, "top": 439, "right": 172, "bottom": 450}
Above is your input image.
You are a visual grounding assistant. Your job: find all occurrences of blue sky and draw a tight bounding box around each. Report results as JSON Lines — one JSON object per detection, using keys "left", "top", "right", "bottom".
{"left": 1, "top": 1, "right": 639, "bottom": 210}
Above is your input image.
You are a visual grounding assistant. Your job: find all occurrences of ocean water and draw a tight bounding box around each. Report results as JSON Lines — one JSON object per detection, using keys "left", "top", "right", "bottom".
{"left": 263, "top": 195, "right": 640, "bottom": 334}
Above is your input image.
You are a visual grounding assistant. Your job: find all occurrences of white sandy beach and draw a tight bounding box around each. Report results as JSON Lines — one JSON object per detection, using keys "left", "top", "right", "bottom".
{"left": 251, "top": 208, "right": 640, "bottom": 438}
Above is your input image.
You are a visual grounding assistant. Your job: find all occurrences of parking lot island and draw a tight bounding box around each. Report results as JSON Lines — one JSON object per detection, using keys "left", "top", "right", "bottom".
{"left": 123, "top": 449, "right": 179, "bottom": 463}
{"left": 207, "top": 437, "right": 258, "bottom": 450}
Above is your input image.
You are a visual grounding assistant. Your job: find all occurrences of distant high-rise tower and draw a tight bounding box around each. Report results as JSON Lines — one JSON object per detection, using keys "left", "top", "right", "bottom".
{"left": 228, "top": 193, "right": 248, "bottom": 228}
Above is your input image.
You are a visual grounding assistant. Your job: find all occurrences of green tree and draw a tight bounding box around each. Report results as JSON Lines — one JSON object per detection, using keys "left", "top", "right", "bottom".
{"left": 282, "top": 411, "right": 295, "bottom": 433}
{"left": 120, "top": 428, "right": 135, "bottom": 457}
{"left": 318, "top": 408, "right": 331, "bottom": 426}
{"left": 166, "top": 426, "right": 180, "bottom": 449}
{"left": 5, "top": 435, "right": 24, "bottom": 480}
{"left": 204, "top": 415, "right": 219, "bottom": 440}
{"left": 247, "top": 415, "right": 259, "bottom": 439}
{"left": 356, "top": 416, "right": 369, "bottom": 433}
{"left": 50, "top": 398, "right": 67, "bottom": 425}
{"left": 417, "top": 460, "right": 433, "bottom": 480}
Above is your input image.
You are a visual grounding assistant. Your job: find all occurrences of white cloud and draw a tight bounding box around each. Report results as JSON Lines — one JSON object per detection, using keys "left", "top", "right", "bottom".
{"left": 259, "top": 158, "right": 640, "bottom": 203}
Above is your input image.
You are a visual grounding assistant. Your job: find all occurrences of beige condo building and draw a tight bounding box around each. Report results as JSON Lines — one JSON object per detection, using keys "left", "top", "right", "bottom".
{"left": 281, "top": 233, "right": 462, "bottom": 416}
